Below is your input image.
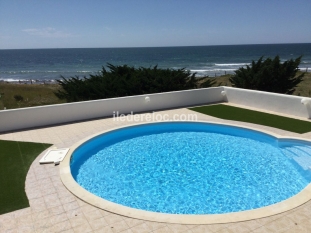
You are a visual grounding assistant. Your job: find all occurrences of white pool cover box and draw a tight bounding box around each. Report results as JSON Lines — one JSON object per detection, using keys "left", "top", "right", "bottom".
{"left": 39, "top": 148, "right": 70, "bottom": 164}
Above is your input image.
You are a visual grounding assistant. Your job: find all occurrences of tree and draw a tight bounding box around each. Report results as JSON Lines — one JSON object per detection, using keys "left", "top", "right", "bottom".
{"left": 229, "top": 56, "right": 304, "bottom": 94}
{"left": 55, "top": 64, "right": 215, "bottom": 102}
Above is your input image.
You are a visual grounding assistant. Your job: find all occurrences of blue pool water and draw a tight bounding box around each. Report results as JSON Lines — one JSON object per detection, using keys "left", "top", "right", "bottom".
{"left": 70, "top": 122, "right": 311, "bottom": 214}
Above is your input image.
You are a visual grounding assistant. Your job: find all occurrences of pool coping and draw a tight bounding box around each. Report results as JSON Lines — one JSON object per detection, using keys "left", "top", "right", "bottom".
{"left": 59, "top": 120, "right": 311, "bottom": 224}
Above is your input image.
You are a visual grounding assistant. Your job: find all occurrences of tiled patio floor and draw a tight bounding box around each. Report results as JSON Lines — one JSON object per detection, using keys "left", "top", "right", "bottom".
{"left": 1, "top": 107, "right": 311, "bottom": 233}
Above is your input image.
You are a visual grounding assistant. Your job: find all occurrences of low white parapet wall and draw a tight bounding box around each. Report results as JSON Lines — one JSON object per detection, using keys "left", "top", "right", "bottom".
{"left": 223, "top": 87, "right": 311, "bottom": 119}
{"left": 0, "top": 87, "right": 224, "bottom": 133}
{"left": 1, "top": 86, "right": 311, "bottom": 133}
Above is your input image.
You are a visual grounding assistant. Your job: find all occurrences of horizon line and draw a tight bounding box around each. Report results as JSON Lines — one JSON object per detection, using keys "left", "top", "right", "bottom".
{"left": 1, "top": 42, "right": 311, "bottom": 50}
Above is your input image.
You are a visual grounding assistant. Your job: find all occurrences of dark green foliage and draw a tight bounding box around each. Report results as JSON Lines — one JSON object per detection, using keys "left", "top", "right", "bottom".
{"left": 0, "top": 140, "right": 51, "bottom": 214}
{"left": 229, "top": 56, "right": 304, "bottom": 94}
{"left": 190, "top": 104, "right": 311, "bottom": 133}
{"left": 55, "top": 64, "right": 215, "bottom": 102}
{"left": 14, "top": 94, "right": 24, "bottom": 102}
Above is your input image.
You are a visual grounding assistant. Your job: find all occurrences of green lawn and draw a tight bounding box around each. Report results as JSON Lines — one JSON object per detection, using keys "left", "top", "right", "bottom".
{"left": 189, "top": 104, "right": 311, "bottom": 134}
{"left": 0, "top": 140, "right": 51, "bottom": 215}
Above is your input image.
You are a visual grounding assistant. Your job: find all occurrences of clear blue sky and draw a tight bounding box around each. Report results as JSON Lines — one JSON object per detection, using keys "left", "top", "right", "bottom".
{"left": 1, "top": 0, "right": 310, "bottom": 49}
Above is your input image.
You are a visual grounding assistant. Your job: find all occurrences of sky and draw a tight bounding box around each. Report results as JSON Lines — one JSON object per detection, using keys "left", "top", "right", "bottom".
{"left": 0, "top": 0, "right": 310, "bottom": 49}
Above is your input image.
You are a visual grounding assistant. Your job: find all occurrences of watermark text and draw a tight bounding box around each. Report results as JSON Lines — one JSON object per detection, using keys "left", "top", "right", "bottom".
{"left": 112, "top": 111, "right": 198, "bottom": 122}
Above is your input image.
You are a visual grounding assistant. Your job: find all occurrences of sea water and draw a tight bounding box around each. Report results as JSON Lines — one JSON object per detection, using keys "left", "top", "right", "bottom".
{"left": 1, "top": 43, "right": 311, "bottom": 82}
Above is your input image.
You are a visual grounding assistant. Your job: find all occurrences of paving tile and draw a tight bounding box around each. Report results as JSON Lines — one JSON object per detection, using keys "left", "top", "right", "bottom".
{"left": 167, "top": 223, "right": 190, "bottom": 233}
{"left": 123, "top": 218, "right": 145, "bottom": 228}
{"left": 109, "top": 220, "right": 130, "bottom": 233}
{"left": 41, "top": 186, "right": 57, "bottom": 196}
{"left": 25, "top": 174, "right": 37, "bottom": 184}
{"left": 130, "top": 222, "right": 152, "bottom": 233}
{"left": 60, "top": 229, "right": 75, "bottom": 233}
{"left": 286, "top": 210, "right": 310, "bottom": 225}
{"left": 32, "top": 209, "right": 50, "bottom": 222}
{"left": 282, "top": 223, "right": 309, "bottom": 233}
{"left": 27, "top": 188, "right": 42, "bottom": 199}
{"left": 16, "top": 225, "right": 35, "bottom": 233}
{"left": 99, "top": 209, "right": 112, "bottom": 216}
{"left": 3, "top": 228, "right": 18, "bottom": 233}
{"left": 144, "top": 221, "right": 166, "bottom": 231}
{"left": 49, "top": 212, "right": 68, "bottom": 225}
{"left": 300, "top": 218, "right": 311, "bottom": 227}
{"left": 80, "top": 203, "right": 100, "bottom": 213}
{"left": 75, "top": 198, "right": 87, "bottom": 207}
{"left": 69, "top": 215, "right": 88, "bottom": 228}
{"left": 50, "top": 175, "right": 61, "bottom": 182}
{"left": 1, "top": 218, "right": 17, "bottom": 231}
{"left": 152, "top": 226, "right": 173, "bottom": 233}
{"left": 12, "top": 208, "right": 32, "bottom": 218}
{"left": 255, "top": 216, "right": 276, "bottom": 226}
{"left": 89, "top": 217, "right": 109, "bottom": 230}
{"left": 0, "top": 212, "right": 15, "bottom": 223}
{"left": 263, "top": 216, "right": 295, "bottom": 232}
{"left": 72, "top": 222, "right": 93, "bottom": 233}
{"left": 300, "top": 205, "right": 311, "bottom": 217}
{"left": 16, "top": 214, "right": 33, "bottom": 227}
{"left": 63, "top": 200, "right": 80, "bottom": 212}
{"left": 51, "top": 219, "right": 72, "bottom": 232}
{"left": 44, "top": 197, "right": 62, "bottom": 209}
{"left": 84, "top": 209, "right": 103, "bottom": 222}
{"left": 224, "top": 222, "right": 253, "bottom": 233}
{"left": 25, "top": 181, "right": 38, "bottom": 189}
{"left": 37, "top": 178, "right": 51, "bottom": 186}
{"left": 33, "top": 217, "right": 53, "bottom": 232}
{"left": 48, "top": 205, "right": 65, "bottom": 215}
{"left": 47, "top": 169, "right": 59, "bottom": 177}
{"left": 184, "top": 224, "right": 197, "bottom": 230}
{"left": 104, "top": 214, "right": 125, "bottom": 225}
{"left": 93, "top": 225, "right": 115, "bottom": 233}
{"left": 214, "top": 228, "right": 236, "bottom": 233}
{"left": 36, "top": 173, "right": 49, "bottom": 180}
{"left": 56, "top": 188, "right": 72, "bottom": 197}
{"left": 30, "top": 201, "right": 47, "bottom": 213}
{"left": 66, "top": 207, "right": 84, "bottom": 219}
{"left": 190, "top": 225, "right": 215, "bottom": 233}
{"left": 29, "top": 197, "right": 45, "bottom": 206}
{"left": 119, "top": 229, "right": 134, "bottom": 233}
{"left": 251, "top": 225, "right": 277, "bottom": 233}
{"left": 59, "top": 194, "right": 77, "bottom": 205}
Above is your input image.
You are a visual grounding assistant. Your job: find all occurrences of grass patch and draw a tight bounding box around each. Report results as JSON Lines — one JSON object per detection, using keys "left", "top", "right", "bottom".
{"left": 0, "top": 140, "right": 51, "bottom": 215}
{"left": 210, "top": 71, "right": 311, "bottom": 97}
{"left": 189, "top": 104, "right": 311, "bottom": 134}
{"left": 0, "top": 83, "right": 65, "bottom": 110}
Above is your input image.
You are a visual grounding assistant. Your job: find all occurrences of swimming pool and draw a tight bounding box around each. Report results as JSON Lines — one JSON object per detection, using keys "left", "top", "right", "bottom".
{"left": 62, "top": 121, "right": 311, "bottom": 224}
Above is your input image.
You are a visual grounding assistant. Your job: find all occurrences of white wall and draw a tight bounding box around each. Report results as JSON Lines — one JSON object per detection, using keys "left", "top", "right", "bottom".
{"left": 1, "top": 86, "right": 310, "bottom": 133}
{"left": 0, "top": 87, "right": 224, "bottom": 133}
{"left": 223, "top": 87, "right": 311, "bottom": 119}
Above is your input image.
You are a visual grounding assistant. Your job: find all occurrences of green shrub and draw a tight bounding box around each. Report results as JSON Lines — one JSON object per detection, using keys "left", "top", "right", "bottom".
{"left": 55, "top": 64, "right": 215, "bottom": 102}
{"left": 13, "top": 94, "right": 24, "bottom": 102}
{"left": 229, "top": 56, "right": 304, "bottom": 94}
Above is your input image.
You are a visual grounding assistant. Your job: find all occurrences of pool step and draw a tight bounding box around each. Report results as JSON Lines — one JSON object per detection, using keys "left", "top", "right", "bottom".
{"left": 281, "top": 146, "right": 311, "bottom": 171}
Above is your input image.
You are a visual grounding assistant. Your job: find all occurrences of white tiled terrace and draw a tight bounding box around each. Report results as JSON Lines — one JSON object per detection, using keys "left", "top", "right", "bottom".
{"left": 1, "top": 105, "right": 311, "bottom": 233}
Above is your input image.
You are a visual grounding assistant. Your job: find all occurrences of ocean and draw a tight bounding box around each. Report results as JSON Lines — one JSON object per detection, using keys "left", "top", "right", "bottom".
{"left": 0, "top": 43, "right": 310, "bottom": 83}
